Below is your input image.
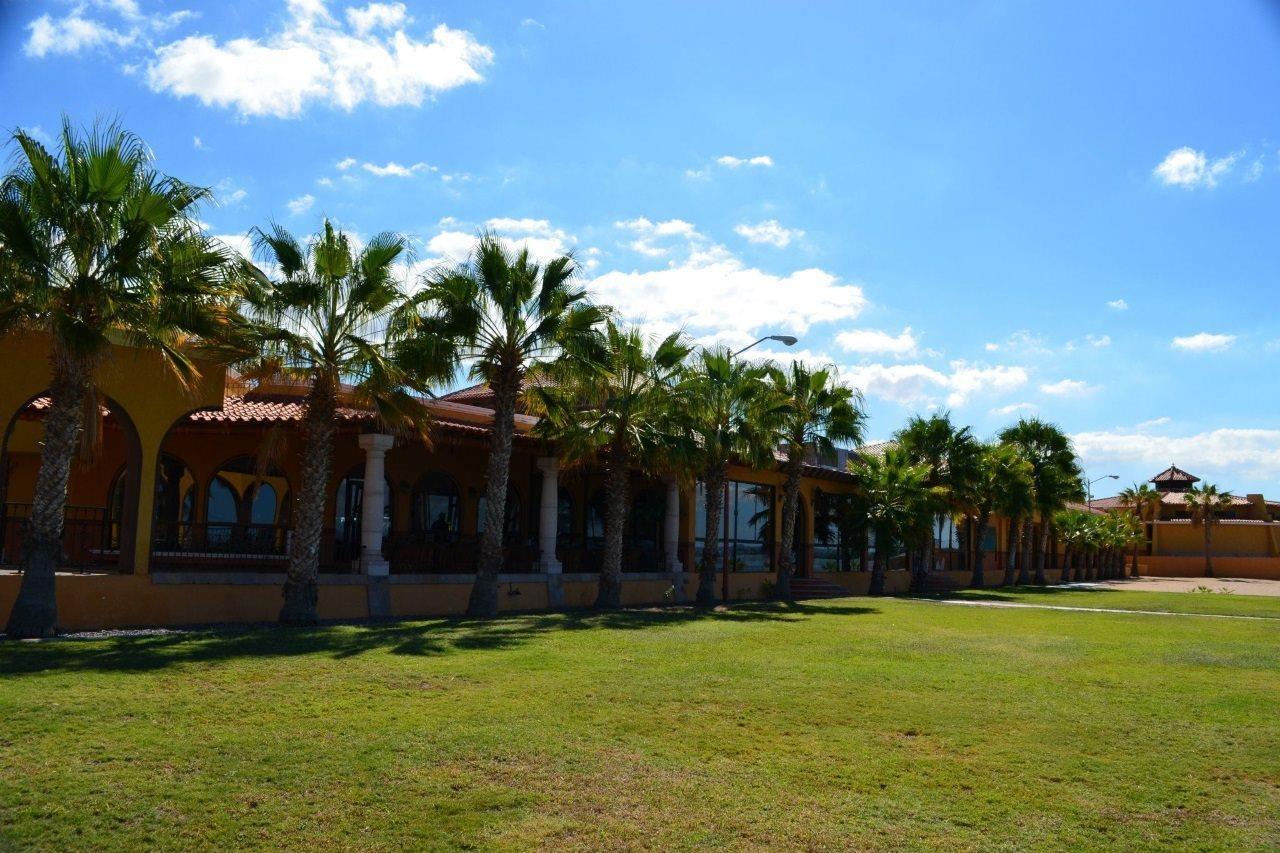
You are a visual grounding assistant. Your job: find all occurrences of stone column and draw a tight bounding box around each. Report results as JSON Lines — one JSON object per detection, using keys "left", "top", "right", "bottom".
{"left": 664, "top": 477, "right": 684, "bottom": 602}
{"left": 536, "top": 457, "right": 563, "bottom": 606}
{"left": 357, "top": 433, "right": 394, "bottom": 578}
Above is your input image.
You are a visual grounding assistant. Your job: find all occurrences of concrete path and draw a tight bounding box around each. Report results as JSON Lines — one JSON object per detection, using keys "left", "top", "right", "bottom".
{"left": 1080, "top": 576, "right": 1280, "bottom": 597}
{"left": 926, "top": 598, "right": 1278, "bottom": 621}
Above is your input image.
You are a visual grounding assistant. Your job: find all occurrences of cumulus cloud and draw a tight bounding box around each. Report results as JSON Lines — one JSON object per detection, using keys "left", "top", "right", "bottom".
{"left": 734, "top": 220, "right": 803, "bottom": 248}
{"left": 1171, "top": 332, "right": 1236, "bottom": 352}
{"left": 716, "top": 155, "right": 773, "bottom": 168}
{"left": 1040, "top": 378, "right": 1097, "bottom": 396}
{"left": 615, "top": 217, "right": 701, "bottom": 257}
{"left": 838, "top": 361, "right": 1028, "bottom": 408}
{"left": 424, "top": 217, "right": 576, "bottom": 268}
{"left": 145, "top": 1, "right": 493, "bottom": 118}
{"left": 286, "top": 193, "right": 315, "bottom": 215}
{"left": 1153, "top": 146, "right": 1240, "bottom": 188}
{"left": 1106, "top": 298, "right": 1128, "bottom": 311}
{"left": 1073, "top": 427, "right": 1280, "bottom": 481}
{"left": 1086, "top": 334, "right": 1111, "bottom": 348}
{"left": 835, "top": 327, "right": 918, "bottom": 356}
{"left": 25, "top": 13, "right": 135, "bottom": 56}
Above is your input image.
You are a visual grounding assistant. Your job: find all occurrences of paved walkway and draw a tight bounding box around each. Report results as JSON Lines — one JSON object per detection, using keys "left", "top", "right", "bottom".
{"left": 929, "top": 598, "right": 1277, "bottom": 621}
{"left": 1083, "top": 576, "right": 1280, "bottom": 597}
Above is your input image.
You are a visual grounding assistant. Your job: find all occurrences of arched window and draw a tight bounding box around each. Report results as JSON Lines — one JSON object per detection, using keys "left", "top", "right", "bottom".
{"left": 477, "top": 486, "right": 522, "bottom": 543}
{"left": 411, "top": 471, "right": 460, "bottom": 540}
{"left": 206, "top": 456, "right": 290, "bottom": 549}
{"left": 557, "top": 492, "right": 575, "bottom": 539}
{"left": 110, "top": 455, "right": 198, "bottom": 549}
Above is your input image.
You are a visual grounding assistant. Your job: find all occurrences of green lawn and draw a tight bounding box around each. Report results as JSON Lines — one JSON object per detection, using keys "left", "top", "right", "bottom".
{"left": 2, "top": 593, "right": 1278, "bottom": 850}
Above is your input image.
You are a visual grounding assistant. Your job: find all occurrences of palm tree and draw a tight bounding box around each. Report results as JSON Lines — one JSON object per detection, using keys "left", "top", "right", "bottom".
{"left": 532, "top": 322, "right": 689, "bottom": 609}
{"left": 679, "top": 348, "right": 777, "bottom": 608}
{"left": 1184, "top": 483, "right": 1233, "bottom": 578}
{"left": 0, "top": 119, "right": 247, "bottom": 638}
{"left": 851, "top": 448, "right": 934, "bottom": 595}
{"left": 1118, "top": 482, "right": 1161, "bottom": 577}
{"left": 998, "top": 418, "right": 1083, "bottom": 585}
{"left": 1054, "top": 508, "right": 1090, "bottom": 582}
{"left": 762, "top": 362, "right": 864, "bottom": 601}
{"left": 894, "top": 413, "right": 981, "bottom": 585}
{"left": 419, "top": 234, "right": 605, "bottom": 617}
{"left": 237, "top": 220, "right": 445, "bottom": 624}
{"left": 971, "top": 443, "right": 1034, "bottom": 588}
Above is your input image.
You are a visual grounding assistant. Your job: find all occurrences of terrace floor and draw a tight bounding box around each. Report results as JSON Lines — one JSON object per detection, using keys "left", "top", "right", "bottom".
{"left": 1086, "top": 575, "right": 1280, "bottom": 597}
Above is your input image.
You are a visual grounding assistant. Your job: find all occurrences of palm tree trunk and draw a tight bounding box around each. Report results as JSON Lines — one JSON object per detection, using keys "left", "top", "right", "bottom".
{"left": 696, "top": 463, "right": 726, "bottom": 608}
{"left": 1003, "top": 518, "right": 1019, "bottom": 586}
{"left": 1033, "top": 524, "right": 1048, "bottom": 585}
{"left": 774, "top": 451, "right": 803, "bottom": 602}
{"left": 970, "top": 514, "right": 989, "bottom": 588}
{"left": 469, "top": 377, "right": 518, "bottom": 617}
{"left": 595, "top": 446, "right": 628, "bottom": 610}
{"left": 5, "top": 354, "right": 88, "bottom": 639}
{"left": 869, "top": 528, "right": 888, "bottom": 595}
{"left": 1017, "top": 520, "right": 1033, "bottom": 585}
{"left": 280, "top": 381, "right": 336, "bottom": 625}
{"left": 1061, "top": 546, "right": 1073, "bottom": 583}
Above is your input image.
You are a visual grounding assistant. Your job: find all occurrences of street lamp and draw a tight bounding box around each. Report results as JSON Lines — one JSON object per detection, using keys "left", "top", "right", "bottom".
{"left": 722, "top": 333, "right": 799, "bottom": 601}
{"left": 1086, "top": 474, "right": 1119, "bottom": 507}
{"left": 732, "top": 334, "right": 798, "bottom": 359}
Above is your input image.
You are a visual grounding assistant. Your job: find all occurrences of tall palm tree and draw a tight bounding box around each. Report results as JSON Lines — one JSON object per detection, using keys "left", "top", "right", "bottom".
{"left": 895, "top": 413, "right": 980, "bottom": 585}
{"left": 970, "top": 443, "right": 1034, "bottom": 588}
{"left": 419, "top": 234, "right": 605, "bottom": 617}
{"left": 532, "top": 322, "right": 690, "bottom": 609}
{"left": 679, "top": 348, "right": 777, "bottom": 608}
{"left": 0, "top": 119, "right": 247, "bottom": 639}
{"left": 1118, "top": 482, "right": 1161, "bottom": 577}
{"left": 1184, "top": 483, "right": 1233, "bottom": 578}
{"left": 762, "top": 362, "right": 864, "bottom": 601}
{"left": 998, "top": 418, "right": 1083, "bottom": 585}
{"left": 237, "top": 220, "right": 445, "bottom": 624}
{"left": 851, "top": 448, "right": 934, "bottom": 596}
{"left": 1054, "top": 508, "right": 1090, "bottom": 583}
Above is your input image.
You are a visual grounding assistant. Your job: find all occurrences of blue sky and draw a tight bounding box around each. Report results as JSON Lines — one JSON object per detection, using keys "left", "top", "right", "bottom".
{"left": 3, "top": 0, "right": 1279, "bottom": 495}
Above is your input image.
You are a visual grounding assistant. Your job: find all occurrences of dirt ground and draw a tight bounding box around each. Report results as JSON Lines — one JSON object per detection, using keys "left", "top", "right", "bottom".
{"left": 1085, "top": 576, "right": 1280, "bottom": 597}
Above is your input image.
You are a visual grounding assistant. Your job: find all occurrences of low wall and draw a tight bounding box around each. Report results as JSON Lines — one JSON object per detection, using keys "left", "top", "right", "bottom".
{"left": 1138, "top": 556, "right": 1280, "bottom": 580}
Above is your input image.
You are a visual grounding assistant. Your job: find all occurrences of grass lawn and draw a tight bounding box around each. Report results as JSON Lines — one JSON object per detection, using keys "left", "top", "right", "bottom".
{"left": 2, "top": 593, "right": 1278, "bottom": 850}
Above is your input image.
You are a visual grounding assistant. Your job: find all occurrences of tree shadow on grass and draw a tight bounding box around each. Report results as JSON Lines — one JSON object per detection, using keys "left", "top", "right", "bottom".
{"left": 907, "top": 585, "right": 1127, "bottom": 604}
{"left": 0, "top": 600, "right": 879, "bottom": 676}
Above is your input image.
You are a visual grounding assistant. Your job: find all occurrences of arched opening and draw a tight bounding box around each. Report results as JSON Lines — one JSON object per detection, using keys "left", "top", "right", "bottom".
{"left": 201, "top": 455, "right": 291, "bottom": 560}
{"left": 694, "top": 480, "right": 775, "bottom": 572}
{"left": 410, "top": 471, "right": 461, "bottom": 541}
{"left": 332, "top": 464, "right": 392, "bottom": 568}
{"left": 1, "top": 391, "right": 142, "bottom": 573}
{"left": 109, "top": 454, "right": 196, "bottom": 550}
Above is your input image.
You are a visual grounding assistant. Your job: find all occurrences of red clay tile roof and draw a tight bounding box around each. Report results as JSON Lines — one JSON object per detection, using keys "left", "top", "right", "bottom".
{"left": 186, "top": 396, "right": 374, "bottom": 424}
{"left": 1150, "top": 464, "right": 1199, "bottom": 485}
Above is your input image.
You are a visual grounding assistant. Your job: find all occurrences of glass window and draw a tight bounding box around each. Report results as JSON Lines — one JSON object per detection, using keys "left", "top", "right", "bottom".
{"left": 411, "top": 472, "right": 460, "bottom": 540}
{"left": 694, "top": 480, "right": 775, "bottom": 572}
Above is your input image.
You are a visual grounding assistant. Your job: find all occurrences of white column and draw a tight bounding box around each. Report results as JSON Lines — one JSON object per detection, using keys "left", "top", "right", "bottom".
{"left": 357, "top": 433, "right": 394, "bottom": 577}
{"left": 664, "top": 477, "right": 682, "bottom": 573}
{"left": 536, "top": 456, "right": 562, "bottom": 574}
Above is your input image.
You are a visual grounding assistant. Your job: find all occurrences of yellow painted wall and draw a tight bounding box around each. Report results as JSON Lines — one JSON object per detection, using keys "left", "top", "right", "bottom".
{"left": 1152, "top": 523, "right": 1276, "bottom": 557}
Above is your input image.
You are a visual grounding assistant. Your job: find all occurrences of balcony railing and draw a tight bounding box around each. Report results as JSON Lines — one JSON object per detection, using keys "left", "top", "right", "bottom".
{"left": 385, "top": 533, "right": 537, "bottom": 575}
{"left": 0, "top": 503, "right": 121, "bottom": 573}
{"left": 555, "top": 535, "right": 671, "bottom": 574}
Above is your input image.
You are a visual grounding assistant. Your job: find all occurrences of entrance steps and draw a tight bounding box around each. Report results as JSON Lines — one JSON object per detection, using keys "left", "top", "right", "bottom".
{"left": 788, "top": 577, "right": 850, "bottom": 600}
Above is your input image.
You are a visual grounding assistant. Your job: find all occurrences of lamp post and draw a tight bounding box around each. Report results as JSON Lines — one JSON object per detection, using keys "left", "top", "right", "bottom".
{"left": 720, "top": 334, "right": 798, "bottom": 602}
{"left": 1086, "top": 474, "right": 1120, "bottom": 507}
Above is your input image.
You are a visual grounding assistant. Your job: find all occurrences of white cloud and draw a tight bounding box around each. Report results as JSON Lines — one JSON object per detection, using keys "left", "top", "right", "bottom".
{"left": 1086, "top": 334, "right": 1111, "bottom": 348}
{"left": 520, "top": 18, "right": 545, "bottom": 29}
{"left": 1171, "top": 332, "right": 1236, "bottom": 352}
{"left": 1135, "top": 416, "right": 1170, "bottom": 430}
{"left": 716, "top": 155, "right": 774, "bottom": 168}
{"left": 424, "top": 217, "right": 578, "bottom": 269}
{"left": 361, "top": 160, "right": 431, "bottom": 177}
{"left": 192, "top": 135, "right": 205, "bottom": 150}
{"left": 286, "top": 193, "right": 315, "bottom": 215}
{"left": 1040, "top": 378, "right": 1097, "bottom": 396}
{"left": 838, "top": 361, "right": 1028, "bottom": 408}
{"left": 615, "top": 217, "right": 701, "bottom": 257}
{"left": 991, "top": 402, "right": 1037, "bottom": 416}
{"left": 25, "top": 14, "right": 135, "bottom": 57}
{"left": 345, "top": 2, "right": 408, "bottom": 35}
{"left": 145, "top": 2, "right": 494, "bottom": 118}
{"left": 734, "top": 220, "right": 803, "bottom": 248}
{"left": 1073, "top": 427, "right": 1280, "bottom": 481}
{"left": 1153, "top": 146, "right": 1240, "bottom": 189}
{"left": 336, "top": 157, "right": 357, "bottom": 170}
{"left": 984, "top": 329, "right": 1049, "bottom": 356}
{"left": 216, "top": 178, "right": 248, "bottom": 205}
{"left": 1246, "top": 158, "right": 1265, "bottom": 182}
{"left": 1106, "top": 298, "right": 1128, "bottom": 311}
{"left": 835, "top": 327, "right": 918, "bottom": 356}
{"left": 213, "top": 231, "right": 254, "bottom": 260}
